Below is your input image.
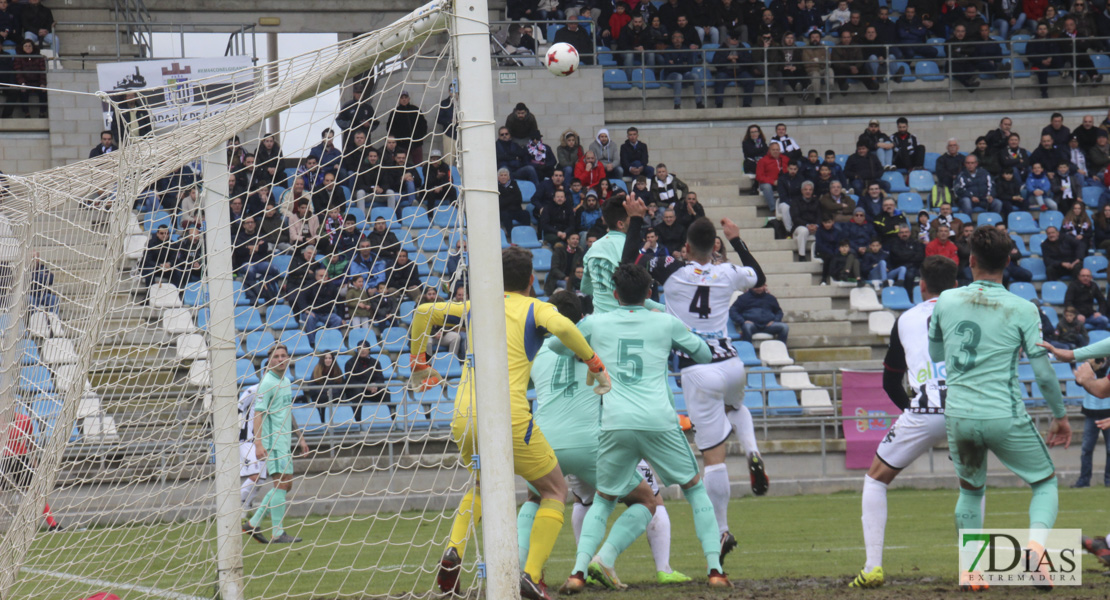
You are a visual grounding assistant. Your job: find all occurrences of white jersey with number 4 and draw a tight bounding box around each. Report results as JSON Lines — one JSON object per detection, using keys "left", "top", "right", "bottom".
{"left": 647, "top": 256, "right": 759, "bottom": 368}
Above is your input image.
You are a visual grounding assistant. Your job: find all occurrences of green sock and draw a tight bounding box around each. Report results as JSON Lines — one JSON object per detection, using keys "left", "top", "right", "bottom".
{"left": 573, "top": 494, "right": 615, "bottom": 575}
{"left": 270, "top": 489, "right": 288, "bottom": 538}
{"left": 597, "top": 504, "right": 652, "bottom": 567}
{"left": 1029, "top": 477, "right": 1058, "bottom": 548}
{"left": 683, "top": 482, "right": 722, "bottom": 573}
{"left": 956, "top": 487, "right": 986, "bottom": 570}
{"left": 517, "top": 501, "right": 539, "bottom": 569}
{"left": 249, "top": 489, "right": 275, "bottom": 528}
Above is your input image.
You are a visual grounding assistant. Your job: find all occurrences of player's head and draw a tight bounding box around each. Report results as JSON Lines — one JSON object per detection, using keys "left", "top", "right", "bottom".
{"left": 684, "top": 217, "right": 717, "bottom": 262}
{"left": 920, "top": 255, "right": 958, "bottom": 300}
{"left": 502, "top": 246, "right": 534, "bottom": 294}
{"left": 267, "top": 344, "right": 290, "bottom": 373}
{"left": 548, "top": 289, "right": 584, "bottom": 323}
{"left": 612, "top": 263, "right": 652, "bottom": 306}
{"left": 602, "top": 196, "right": 629, "bottom": 232}
{"left": 968, "top": 225, "right": 1011, "bottom": 276}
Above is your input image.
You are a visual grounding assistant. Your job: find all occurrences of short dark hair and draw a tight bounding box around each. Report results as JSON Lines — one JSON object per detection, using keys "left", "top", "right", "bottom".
{"left": 921, "top": 255, "right": 958, "bottom": 295}
{"left": 627, "top": 126, "right": 638, "bottom": 134}
{"left": 502, "top": 246, "right": 534, "bottom": 292}
{"left": 896, "top": 117, "right": 908, "bottom": 126}
{"left": 969, "top": 225, "right": 1011, "bottom": 273}
{"left": 602, "top": 196, "right": 628, "bottom": 230}
{"left": 686, "top": 217, "right": 717, "bottom": 254}
{"left": 613, "top": 263, "right": 652, "bottom": 305}
{"left": 548, "top": 290, "right": 583, "bottom": 323}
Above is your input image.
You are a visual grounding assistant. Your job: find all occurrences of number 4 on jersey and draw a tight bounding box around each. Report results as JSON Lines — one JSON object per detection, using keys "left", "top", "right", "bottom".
{"left": 688, "top": 285, "right": 711, "bottom": 319}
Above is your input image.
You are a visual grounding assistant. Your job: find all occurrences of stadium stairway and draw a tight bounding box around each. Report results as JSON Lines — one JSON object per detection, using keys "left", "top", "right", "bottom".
{"left": 53, "top": 0, "right": 145, "bottom": 69}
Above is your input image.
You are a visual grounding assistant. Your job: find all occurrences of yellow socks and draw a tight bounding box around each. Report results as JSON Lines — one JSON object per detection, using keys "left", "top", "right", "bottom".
{"left": 448, "top": 488, "right": 483, "bottom": 556}
{"left": 524, "top": 498, "right": 565, "bottom": 581}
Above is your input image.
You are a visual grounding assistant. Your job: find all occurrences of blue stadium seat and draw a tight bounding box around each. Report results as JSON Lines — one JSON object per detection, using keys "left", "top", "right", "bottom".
{"left": 1039, "top": 210, "right": 1063, "bottom": 230}
{"left": 19, "top": 338, "right": 40, "bottom": 366}
{"left": 835, "top": 154, "right": 848, "bottom": 168}
{"left": 234, "top": 306, "right": 264, "bottom": 332}
{"left": 1083, "top": 186, "right": 1104, "bottom": 208}
{"left": 1092, "top": 53, "right": 1110, "bottom": 75}
{"left": 889, "top": 61, "right": 915, "bottom": 82}
{"left": 278, "top": 331, "right": 314, "bottom": 356}
{"left": 629, "top": 68, "right": 661, "bottom": 89}
{"left": 231, "top": 281, "right": 250, "bottom": 306}
{"left": 1044, "top": 307, "right": 1059, "bottom": 328}
{"left": 196, "top": 308, "right": 209, "bottom": 331}
{"left": 269, "top": 254, "right": 293, "bottom": 274}
{"left": 239, "top": 331, "right": 276, "bottom": 358}
{"left": 976, "top": 212, "right": 1002, "bottom": 227}
{"left": 314, "top": 329, "right": 348, "bottom": 354}
{"left": 1085, "top": 255, "right": 1109, "bottom": 278}
{"left": 532, "top": 248, "right": 553, "bottom": 272}
{"left": 1010, "top": 33, "right": 1031, "bottom": 55}
{"left": 399, "top": 207, "right": 431, "bottom": 229}
{"left": 603, "top": 69, "right": 632, "bottom": 90}
{"left": 431, "top": 386, "right": 456, "bottom": 427}
{"left": 1091, "top": 329, "right": 1110, "bottom": 344}
{"left": 915, "top": 61, "right": 944, "bottom": 81}
{"left": 511, "top": 226, "right": 542, "bottom": 249}
{"left": 735, "top": 341, "right": 760, "bottom": 366}
{"left": 346, "top": 207, "right": 366, "bottom": 225}
{"left": 370, "top": 207, "right": 394, "bottom": 223}
{"left": 265, "top": 304, "right": 299, "bottom": 331}
{"left": 375, "top": 354, "right": 396, "bottom": 381}
{"left": 399, "top": 301, "right": 417, "bottom": 325}
{"left": 881, "top": 287, "right": 913, "bottom": 310}
{"left": 433, "top": 206, "right": 458, "bottom": 228}
{"left": 449, "top": 165, "right": 461, "bottom": 186}
{"left": 897, "top": 192, "right": 924, "bottom": 214}
{"left": 1028, "top": 233, "right": 1045, "bottom": 256}
{"left": 1020, "top": 258, "right": 1046, "bottom": 281}
{"left": 927, "top": 38, "right": 946, "bottom": 56}
{"left": 1007, "top": 211, "right": 1039, "bottom": 234}
{"left": 609, "top": 178, "right": 628, "bottom": 192}
{"left": 701, "top": 42, "right": 720, "bottom": 62}
{"left": 913, "top": 285, "right": 923, "bottom": 304}
{"left": 291, "top": 406, "right": 327, "bottom": 435}
{"left": 597, "top": 46, "right": 618, "bottom": 66}
{"left": 909, "top": 171, "right": 934, "bottom": 192}
{"left": 517, "top": 180, "right": 536, "bottom": 203}
{"left": 1008, "top": 282, "right": 1037, "bottom": 302}
{"left": 237, "top": 359, "right": 260, "bottom": 386}
{"left": 1009, "top": 233, "right": 1030, "bottom": 257}
{"left": 143, "top": 210, "right": 172, "bottom": 232}
{"left": 883, "top": 172, "right": 909, "bottom": 193}
{"left": 182, "top": 282, "right": 207, "bottom": 307}
{"left": 767, "top": 390, "right": 802, "bottom": 416}
{"left": 1017, "top": 362, "right": 1035, "bottom": 381}
{"left": 348, "top": 327, "right": 378, "bottom": 349}
{"left": 381, "top": 326, "right": 408, "bottom": 353}
{"left": 19, "top": 365, "right": 53, "bottom": 395}
{"left": 1053, "top": 362, "right": 1076, "bottom": 381}
{"left": 500, "top": 229, "right": 510, "bottom": 249}
{"left": 430, "top": 353, "right": 465, "bottom": 379}
{"left": 924, "top": 152, "right": 941, "bottom": 173}
{"left": 743, "top": 391, "right": 765, "bottom": 415}
{"left": 31, "top": 394, "right": 76, "bottom": 442}
{"left": 415, "top": 229, "right": 447, "bottom": 254}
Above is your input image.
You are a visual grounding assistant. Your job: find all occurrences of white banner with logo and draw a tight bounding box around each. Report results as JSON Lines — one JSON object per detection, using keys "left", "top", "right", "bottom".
{"left": 96, "top": 56, "right": 255, "bottom": 130}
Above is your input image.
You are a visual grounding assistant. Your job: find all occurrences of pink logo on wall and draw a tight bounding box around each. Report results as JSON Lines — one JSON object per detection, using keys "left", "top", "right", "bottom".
{"left": 841, "top": 369, "right": 901, "bottom": 469}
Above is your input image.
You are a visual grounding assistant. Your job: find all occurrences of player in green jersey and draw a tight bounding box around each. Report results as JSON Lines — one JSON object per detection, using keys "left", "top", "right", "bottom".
{"left": 552, "top": 264, "right": 732, "bottom": 590}
{"left": 928, "top": 226, "right": 1071, "bottom": 590}
{"left": 582, "top": 196, "right": 664, "bottom": 315}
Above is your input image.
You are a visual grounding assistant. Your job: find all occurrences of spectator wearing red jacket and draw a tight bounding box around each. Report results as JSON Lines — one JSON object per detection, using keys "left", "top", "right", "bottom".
{"left": 757, "top": 142, "right": 791, "bottom": 212}
{"left": 925, "top": 224, "right": 958, "bottom": 262}
{"left": 574, "top": 150, "right": 606, "bottom": 190}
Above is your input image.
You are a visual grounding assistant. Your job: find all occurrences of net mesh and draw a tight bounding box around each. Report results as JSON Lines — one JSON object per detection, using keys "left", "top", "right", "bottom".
{"left": 0, "top": 2, "right": 489, "bottom": 598}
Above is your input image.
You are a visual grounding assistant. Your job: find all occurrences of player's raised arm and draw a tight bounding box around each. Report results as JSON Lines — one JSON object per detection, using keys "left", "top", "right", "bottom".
{"left": 621, "top": 193, "right": 646, "bottom": 265}
{"left": 722, "top": 217, "right": 766, "bottom": 288}
{"left": 408, "top": 300, "right": 468, "bottom": 389}
{"left": 1075, "top": 361, "right": 1110, "bottom": 399}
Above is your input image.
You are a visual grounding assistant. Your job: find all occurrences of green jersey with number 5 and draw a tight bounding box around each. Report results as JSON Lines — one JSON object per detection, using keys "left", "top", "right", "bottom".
{"left": 560, "top": 306, "right": 713, "bottom": 432}
{"left": 531, "top": 340, "right": 599, "bottom": 450}
{"left": 928, "top": 280, "right": 1048, "bottom": 419}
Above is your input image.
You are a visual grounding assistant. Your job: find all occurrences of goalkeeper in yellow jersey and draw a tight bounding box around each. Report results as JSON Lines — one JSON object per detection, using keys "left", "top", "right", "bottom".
{"left": 411, "top": 247, "right": 610, "bottom": 600}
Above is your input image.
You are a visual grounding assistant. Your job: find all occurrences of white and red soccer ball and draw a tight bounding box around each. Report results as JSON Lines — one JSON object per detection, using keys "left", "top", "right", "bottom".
{"left": 544, "top": 42, "right": 580, "bottom": 77}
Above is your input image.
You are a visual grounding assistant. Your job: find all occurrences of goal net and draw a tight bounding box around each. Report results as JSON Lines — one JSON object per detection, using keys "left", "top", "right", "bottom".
{"left": 0, "top": 1, "right": 500, "bottom": 598}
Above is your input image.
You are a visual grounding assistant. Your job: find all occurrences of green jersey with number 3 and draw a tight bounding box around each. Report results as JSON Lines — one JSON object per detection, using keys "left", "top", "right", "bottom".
{"left": 531, "top": 340, "right": 599, "bottom": 450}
{"left": 556, "top": 306, "right": 713, "bottom": 432}
{"left": 928, "top": 280, "right": 1048, "bottom": 419}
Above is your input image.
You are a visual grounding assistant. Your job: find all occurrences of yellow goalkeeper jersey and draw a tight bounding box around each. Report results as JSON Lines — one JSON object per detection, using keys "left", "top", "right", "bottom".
{"left": 409, "top": 292, "right": 595, "bottom": 423}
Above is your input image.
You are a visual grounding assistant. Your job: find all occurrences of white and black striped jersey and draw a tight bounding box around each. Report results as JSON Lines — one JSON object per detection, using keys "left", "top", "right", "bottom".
{"left": 884, "top": 298, "right": 946, "bottom": 413}
{"left": 238, "top": 384, "right": 260, "bottom": 443}
{"left": 646, "top": 256, "right": 759, "bottom": 368}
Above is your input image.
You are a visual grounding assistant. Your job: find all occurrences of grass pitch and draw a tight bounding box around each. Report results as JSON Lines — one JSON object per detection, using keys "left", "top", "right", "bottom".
{"left": 12, "top": 485, "right": 1110, "bottom": 599}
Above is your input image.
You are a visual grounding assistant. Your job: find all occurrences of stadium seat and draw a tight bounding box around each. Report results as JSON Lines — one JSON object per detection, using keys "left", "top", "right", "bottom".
{"left": 849, "top": 287, "right": 883, "bottom": 311}
{"left": 517, "top": 180, "right": 536, "bottom": 203}
{"left": 381, "top": 326, "right": 408, "bottom": 353}
{"left": 18, "top": 338, "right": 40, "bottom": 366}
{"left": 348, "top": 327, "right": 378, "bottom": 349}
{"left": 800, "top": 389, "right": 834, "bottom": 414}
{"left": 1093, "top": 53, "right": 1110, "bottom": 75}
{"left": 1017, "top": 362, "right": 1035, "bottom": 382}
{"left": 532, "top": 248, "right": 553, "bottom": 272}
{"left": 609, "top": 178, "right": 628, "bottom": 192}
{"left": 835, "top": 154, "right": 848, "bottom": 169}
{"left": 742, "top": 391, "right": 765, "bottom": 415}
{"left": 187, "top": 360, "right": 211, "bottom": 387}
{"left": 1041, "top": 281, "right": 1067, "bottom": 305}
{"left": 889, "top": 61, "right": 915, "bottom": 82}
{"left": 976, "top": 212, "right": 1002, "bottom": 226}
{"left": 1007, "top": 211, "right": 1039, "bottom": 234}
{"left": 278, "top": 331, "right": 314, "bottom": 356}
{"left": 1044, "top": 307, "right": 1059, "bottom": 328}
{"left": 499, "top": 229, "right": 510, "bottom": 249}
{"left": 291, "top": 406, "right": 327, "bottom": 435}
{"left": 1053, "top": 362, "right": 1076, "bottom": 381}
{"left": 628, "top": 68, "right": 661, "bottom": 89}
{"left": 1091, "top": 329, "right": 1110, "bottom": 344}
{"left": 1008, "top": 282, "right": 1037, "bottom": 302}
{"left": 908, "top": 171, "right": 934, "bottom": 192}
{"left": 603, "top": 68, "right": 632, "bottom": 90}
{"left": 883, "top": 172, "right": 909, "bottom": 193}
{"left": 399, "top": 207, "right": 431, "bottom": 229}
{"left": 913, "top": 286, "right": 923, "bottom": 305}
{"left": 398, "top": 301, "right": 417, "bottom": 325}
{"left": 1039, "top": 210, "right": 1063, "bottom": 230}
{"left": 597, "top": 46, "right": 618, "bottom": 66}
{"left": 234, "top": 307, "right": 264, "bottom": 332}
{"left": 881, "top": 287, "right": 913, "bottom": 310}
{"left": 433, "top": 206, "right": 459, "bottom": 228}
{"left": 923, "top": 152, "right": 941, "bottom": 173}
{"left": 239, "top": 331, "right": 276, "bottom": 358}
{"left": 148, "top": 283, "right": 182, "bottom": 309}
{"left": 759, "top": 340, "right": 793, "bottom": 366}
{"left": 265, "top": 304, "right": 299, "bottom": 331}
{"left": 176, "top": 334, "right": 208, "bottom": 360}
{"left": 1085, "top": 255, "right": 1109, "bottom": 278}
{"left": 430, "top": 386, "right": 455, "bottom": 427}
{"left": 370, "top": 207, "right": 394, "bottom": 223}
{"left": 767, "top": 390, "right": 802, "bottom": 416}
{"left": 19, "top": 365, "right": 53, "bottom": 395}
{"left": 41, "top": 339, "right": 77, "bottom": 365}
{"left": 1009, "top": 233, "right": 1030, "bottom": 257}
{"left": 1028, "top": 233, "right": 1045, "bottom": 256}
{"left": 1083, "top": 186, "right": 1104, "bottom": 208}
{"left": 868, "top": 311, "right": 896, "bottom": 336}
{"left": 162, "top": 308, "right": 195, "bottom": 335}
{"left": 237, "top": 359, "right": 260, "bottom": 386}
{"left": 314, "top": 329, "right": 348, "bottom": 354}
{"left": 182, "top": 282, "right": 207, "bottom": 307}
{"left": 735, "top": 341, "right": 761, "bottom": 366}
{"left": 195, "top": 308, "right": 210, "bottom": 331}
{"left": 779, "top": 366, "right": 816, "bottom": 389}
{"left": 1019, "top": 258, "right": 1046, "bottom": 281}
{"left": 915, "top": 60, "right": 944, "bottom": 81}
{"left": 430, "top": 353, "right": 465, "bottom": 379}
{"left": 896, "top": 192, "right": 924, "bottom": 214}
{"left": 27, "top": 312, "right": 50, "bottom": 339}
{"left": 511, "top": 226, "right": 542, "bottom": 249}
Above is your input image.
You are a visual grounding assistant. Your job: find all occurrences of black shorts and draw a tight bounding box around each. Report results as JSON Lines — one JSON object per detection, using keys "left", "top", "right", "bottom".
{"left": 0, "top": 455, "right": 33, "bottom": 491}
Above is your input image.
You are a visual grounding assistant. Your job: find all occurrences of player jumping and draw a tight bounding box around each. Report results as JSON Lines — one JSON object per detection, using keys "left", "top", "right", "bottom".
{"left": 850, "top": 256, "right": 961, "bottom": 588}
{"left": 620, "top": 197, "right": 768, "bottom": 564}
{"left": 522, "top": 290, "right": 689, "bottom": 592}
{"left": 552, "top": 263, "right": 732, "bottom": 589}
{"left": 422, "top": 247, "right": 609, "bottom": 600}
{"left": 929, "top": 226, "right": 1071, "bottom": 591}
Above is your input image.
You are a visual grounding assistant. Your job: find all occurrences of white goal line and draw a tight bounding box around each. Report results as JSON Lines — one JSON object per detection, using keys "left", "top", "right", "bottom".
{"left": 20, "top": 567, "right": 208, "bottom": 600}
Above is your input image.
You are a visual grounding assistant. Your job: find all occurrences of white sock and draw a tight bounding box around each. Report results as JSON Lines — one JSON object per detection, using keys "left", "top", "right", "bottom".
{"left": 861, "top": 475, "right": 889, "bottom": 571}
{"left": 703, "top": 463, "right": 731, "bottom": 535}
{"left": 727, "top": 406, "right": 760, "bottom": 456}
{"left": 646, "top": 504, "right": 673, "bottom": 573}
{"left": 572, "top": 501, "right": 589, "bottom": 544}
{"left": 240, "top": 477, "right": 259, "bottom": 511}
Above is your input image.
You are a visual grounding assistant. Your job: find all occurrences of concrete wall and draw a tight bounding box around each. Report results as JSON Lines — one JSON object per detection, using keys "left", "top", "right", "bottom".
{"left": 44, "top": 71, "right": 104, "bottom": 170}
{"left": 491, "top": 67, "right": 605, "bottom": 148}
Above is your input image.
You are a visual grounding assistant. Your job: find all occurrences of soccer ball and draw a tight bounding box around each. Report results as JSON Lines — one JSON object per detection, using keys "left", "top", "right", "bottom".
{"left": 544, "top": 42, "right": 580, "bottom": 77}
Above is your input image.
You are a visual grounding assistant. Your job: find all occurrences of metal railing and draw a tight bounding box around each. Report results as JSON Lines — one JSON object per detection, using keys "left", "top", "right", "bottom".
{"left": 490, "top": 18, "right": 598, "bottom": 67}
{"left": 112, "top": 0, "right": 154, "bottom": 58}
{"left": 54, "top": 21, "right": 259, "bottom": 64}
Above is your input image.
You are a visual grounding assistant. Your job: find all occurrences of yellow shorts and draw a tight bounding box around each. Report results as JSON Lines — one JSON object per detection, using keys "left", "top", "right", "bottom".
{"left": 451, "top": 402, "right": 558, "bottom": 483}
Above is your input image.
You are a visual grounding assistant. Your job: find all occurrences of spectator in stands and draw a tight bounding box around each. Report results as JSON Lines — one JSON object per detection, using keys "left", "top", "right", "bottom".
{"left": 971, "top": 136, "right": 1003, "bottom": 179}
{"left": 770, "top": 123, "right": 803, "bottom": 163}
{"left": 345, "top": 342, "right": 389, "bottom": 422}
{"left": 1043, "top": 112, "right": 1072, "bottom": 148}
{"left": 789, "top": 182, "right": 822, "bottom": 260}
{"left": 383, "top": 150, "right": 422, "bottom": 210}
{"left": 13, "top": 40, "right": 45, "bottom": 118}
{"left": 1027, "top": 22, "right": 1060, "bottom": 98}
{"left": 933, "top": 139, "right": 964, "bottom": 193}
{"left": 311, "top": 172, "right": 344, "bottom": 215}
{"left": 1094, "top": 204, "right": 1110, "bottom": 253}
{"left": 887, "top": 224, "right": 925, "bottom": 292}
{"left": 308, "top": 129, "right": 342, "bottom": 176}
{"left": 496, "top": 127, "right": 539, "bottom": 186}
{"left": 995, "top": 223, "right": 1033, "bottom": 285}
{"left": 1059, "top": 17, "right": 1101, "bottom": 83}
{"left": 925, "top": 223, "right": 958, "bottom": 263}
{"left": 387, "top": 91, "right": 428, "bottom": 163}
{"left": 742, "top": 124, "right": 768, "bottom": 193}
{"left": 656, "top": 207, "right": 688, "bottom": 253}
{"left": 578, "top": 190, "right": 603, "bottom": 231}
{"left": 1025, "top": 162, "right": 1057, "bottom": 210}
{"left": 1042, "top": 225, "right": 1083, "bottom": 280}
{"left": 255, "top": 133, "right": 284, "bottom": 189}
{"left": 971, "top": 23, "right": 1003, "bottom": 76}
{"left": 889, "top": 118, "right": 924, "bottom": 172}
{"left": 620, "top": 127, "right": 653, "bottom": 180}
{"left": 422, "top": 153, "right": 456, "bottom": 207}
{"left": 287, "top": 199, "right": 320, "bottom": 249}
{"left": 545, "top": 232, "right": 583, "bottom": 295}
{"left": 538, "top": 189, "right": 576, "bottom": 246}
{"left": 297, "top": 267, "right": 344, "bottom": 344}
{"left": 497, "top": 168, "right": 530, "bottom": 235}
{"left": 556, "top": 130, "right": 584, "bottom": 182}
{"left": 1053, "top": 161, "right": 1084, "bottom": 213}
{"left": 554, "top": 19, "right": 595, "bottom": 65}
{"left": 282, "top": 244, "right": 317, "bottom": 302}
{"left": 1050, "top": 305, "right": 1089, "bottom": 351}
{"left": 109, "top": 91, "right": 151, "bottom": 142}
{"left": 928, "top": 203, "right": 963, "bottom": 238}
{"left": 306, "top": 351, "right": 344, "bottom": 423}
{"left": 770, "top": 31, "right": 806, "bottom": 106}
{"left": 712, "top": 31, "right": 758, "bottom": 108}
{"left": 896, "top": 7, "right": 937, "bottom": 58}
{"left": 588, "top": 129, "right": 621, "bottom": 179}
{"left": 366, "top": 217, "right": 400, "bottom": 262}
{"left": 172, "top": 226, "right": 205, "bottom": 287}
{"left": 676, "top": 190, "right": 706, "bottom": 227}
{"left": 1074, "top": 115, "right": 1100, "bottom": 153}
{"left": 1073, "top": 358, "right": 1110, "bottom": 489}
{"left": 27, "top": 252, "right": 55, "bottom": 312}
{"left": 660, "top": 32, "right": 706, "bottom": 109}
{"left": 617, "top": 14, "right": 654, "bottom": 70}
{"left": 814, "top": 216, "right": 841, "bottom": 284}
{"left": 297, "top": 156, "right": 324, "bottom": 192}
{"left": 575, "top": 150, "right": 606, "bottom": 190}
{"left": 1066, "top": 135, "right": 1097, "bottom": 186}
{"left": 872, "top": 197, "right": 904, "bottom": 246}
{"left": 856, "top": 119, "right": 895, "bottom": 171}
{"left": 638, "top": 228, "right": 672, "bottom": 263}
{"left": 348, "top": 240, "right": 387, "bottom": 290}
{"left": 1062, "top": 199, "right": 1093, "bottom": 255}
{"left": 801, "top": 29, "right": 828, "bottom": 106}
{"left": 1030, "top": 134, "right": 1067, "bottom": 178}
{"left": 89, "top": 131, "right": 115, "bottom": 158}
{"left": 946, "top": 25, "right": 982, "bottom": 88}
{"left": 1000, "top": 133, "right": 1032, "bottom": 179}
{"left": 649, "top": 163, "right": 689, "bottom": 207}
{"left": 531, "top": 169, "right": 564, "bottom": 221}
{"left": 352, "top": 149, "right": 385, "bottom": 210}
{"left": 820, "top": 179, "right": 856, "bottom": 223}
{"left": 730, "top": 283, "right": 789, "bottom": 341}
{"left": 952, "top": 222, "right": 974, "bottom": 283}
{"left": 830, "top": 30, "right": 874, "bottom": 91}
{"left": 1066, "top": 268, "right": 1110, "bottom": 329}
{"left": 141, "top": 225, "right": 175, "bottom": 285}
{"left": 386, "top": 249, "right": 421, "bottom": 300}
{"left": 846, "top": 207, "right": 875, "bottom": 254}
{"left": 909, "top": 209, "right": 931, "bottom": 244}
{"left": 757, "top": 142, "right": 791, "bottom": 212}
{"left": 953, "top": 154, "right": 999, "bottom": 214}
{"left": 856, "top": 181, "right": 886, "bottom": 220}
{"left": 995, "top": 169, "right": 1026, "bottom": 215}
{"left": 371, "top": 282, "right": 400, "bottom": 328}
{"left": 825, "top": 0, "right": 851, "bottom": 32}
{"left": 984, "top": 117, "right": 1015, "bottom": 152}
{"left": 233, "top": 216, "right": 280, "bottom": 302}
{"left": 336, "top": 86, "right": 377, "bottom": 140}
{"left": 844, "top": 142, "right": 887, "bottom": 196}
{"left": 777, "top": 161, "right": 805, "bottom": 206}
{"left": 860, "top": 237, "right": 889, "bottom": 287}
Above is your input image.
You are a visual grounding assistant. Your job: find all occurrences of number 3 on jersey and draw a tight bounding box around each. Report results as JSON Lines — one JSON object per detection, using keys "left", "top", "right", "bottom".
{"left": 951, "top": 320, "right": 981, "bottom": 371}
{"left": 688, "top": 285, "right": 710, "bottom": 319}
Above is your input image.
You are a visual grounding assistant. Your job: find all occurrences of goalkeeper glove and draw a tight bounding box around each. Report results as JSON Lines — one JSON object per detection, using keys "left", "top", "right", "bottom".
{"left": 584, "top": 354, "right": 611, "bottom": 395}
{"left": 408, "top": 353, "right": 443, "bottom": 391}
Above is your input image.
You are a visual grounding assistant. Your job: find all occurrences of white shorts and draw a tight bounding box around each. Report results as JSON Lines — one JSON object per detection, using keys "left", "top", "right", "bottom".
{"left": 239, "top": 441, "right": 267, "bottom": 479}
{"left": 874, "top": 411, "right": 947, "bottom": 471}
{"left": 680, "top": 357, "right": 746, "bottom": 451}
{"left": 566, "top": 460, "right": 659, "bottom": 505}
